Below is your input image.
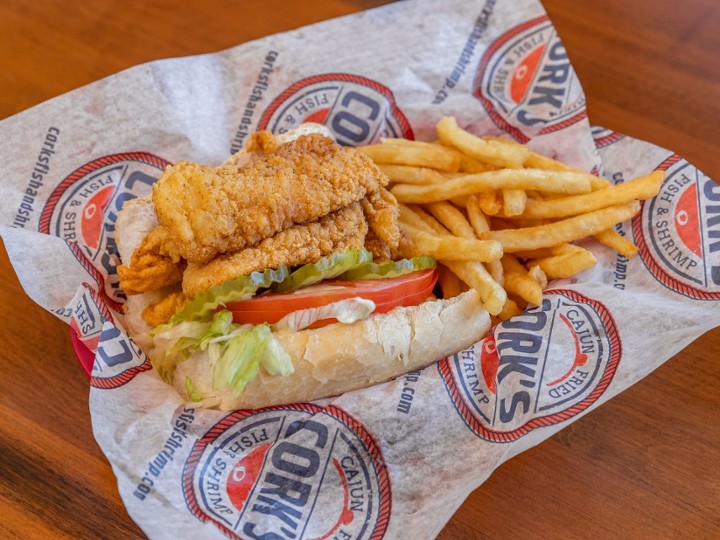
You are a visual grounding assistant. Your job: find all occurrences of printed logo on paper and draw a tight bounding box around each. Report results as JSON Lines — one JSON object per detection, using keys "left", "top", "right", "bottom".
{"left": 90, "top": 320, "right": 151, "bottom": 389}
{"left": 591, "top": 127, "right": 626, "bottom": 149}
{"left": 474, "top": 16, "right": 586, "bottom": 143}
{"left": 257, "top": 73, "right": 413, "bottom": 146}
{"left": 439, "top": 291, "right": 621, "bottom": 442}
{"left": 39, "top": 153, "right": 171, "bottom": 310}
{"left": 634, "top": 155, "right": 720, "bottom": 299}
{"left": 67, "top": 283, "right": 113, "bottom": 354}
{"left": 183, "top": 403, "right": 391, "bottom": 540}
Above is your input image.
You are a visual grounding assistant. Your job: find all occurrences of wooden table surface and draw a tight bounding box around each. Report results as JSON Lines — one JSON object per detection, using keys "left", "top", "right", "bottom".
{"left": 1, "top": 0, "right": 718, "bottom": 538}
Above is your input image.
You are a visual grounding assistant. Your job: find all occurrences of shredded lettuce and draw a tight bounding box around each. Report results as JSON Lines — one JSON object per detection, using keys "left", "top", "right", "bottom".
{"left": 273, "top": 297, "right": 376, "bottom": 331}
{"left": 185, "top": 377, "right": 204, "bottom": 402}
{"left": 258, "top": 325, "right": 294, "bottom": 376}
{"left": 152, "top": 310, "right": 294, "bottom": 396}
{"left": 212, "top": 328, "right": 263, "bottom": 393}
{"left": 152, "top": 319, "right": 214, "bottom": 382}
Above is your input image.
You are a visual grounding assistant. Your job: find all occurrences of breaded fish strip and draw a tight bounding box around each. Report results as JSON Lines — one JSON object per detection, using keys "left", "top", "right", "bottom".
{"left": 182, "top": 202, "right": 368, "bottom": 298}
{"left": 360, "top": 187, "right": 401, "bottom": 260}
{"left": 141, "top": 290, "right": 187, "bottom": 327}
{"left": 117, "top": 227, "right": 185, "bottom": 295}
{"left": 153, "top": 134, "right": 388, "bottom": 264}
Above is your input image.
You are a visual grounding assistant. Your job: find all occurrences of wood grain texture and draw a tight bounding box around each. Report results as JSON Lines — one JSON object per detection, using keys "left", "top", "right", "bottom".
{"left": 0, "top": 1, "right": 718, "bottom": 538}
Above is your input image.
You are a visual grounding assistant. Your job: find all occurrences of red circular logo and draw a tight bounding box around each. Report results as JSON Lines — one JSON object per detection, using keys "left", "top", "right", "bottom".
{"left": 258, "top": 73, "right": 413, "bottom": 146}
{"left": 439, "top": 290, "right": 621, "bottom": 442}
{"left": 41, "top": 152, "right": 170, "bottom": 385}
{"left": 634, "top": 155, "right": 720, "bottom": 300}
{"left": 474, "top": 16, "right": 587, "bottom": 142}
{"left": 183, "top": 403, "right": 391, "bottom": 539}
{"left": 40, "top": 152, "right": 171, "bottom": 307}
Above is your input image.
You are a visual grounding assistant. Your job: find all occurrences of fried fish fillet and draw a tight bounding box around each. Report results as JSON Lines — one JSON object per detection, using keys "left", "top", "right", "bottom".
{"left": 117, "top": 226, "right": 185, "bottom": 295}
{"left": 182, "top": 202, "right": 368, "bottom": 298}
{"left": 118, "top": 131, "right": 401, "bottom": 324}
{"left": 116, "top": 197, "right": 184, "bottom": 295}
{"left": 141, "top": 290, "right": 187, "bottom": 328}
{"left": 360, "top": 187, "right": 401, "bottom": 261}
{"left": 152, "top": 134, "right": 388, "bottom": 264}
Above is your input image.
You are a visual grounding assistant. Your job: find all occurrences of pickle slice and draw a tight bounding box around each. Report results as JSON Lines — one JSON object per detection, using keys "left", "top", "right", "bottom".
{"left": 172, "top": 266, "right": 290, "bottom": 323}
{"left": 338, "top": 255, "right": 436, "bottom": 280}
{"left": 272, "top": 248, "right": 373, "bottom": 293}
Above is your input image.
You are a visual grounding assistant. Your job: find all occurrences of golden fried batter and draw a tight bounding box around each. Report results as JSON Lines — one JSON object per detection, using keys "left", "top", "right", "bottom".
{"left": 245, "top": 130, "right": 282, "bottom": 154}
{"left": 360, "top": 187, "right": 401, "bottom": 260}
{"left": 141, "top": 290, "right": 187, "bottom": 327}
{"left": 182, "top": 202, "right": 368, "bottom": 298}
{"left": 117, "top": 227, "right": 185, "bottom": 295}
{"left": 152, "top": 134, "right": 388, "bottom": 264}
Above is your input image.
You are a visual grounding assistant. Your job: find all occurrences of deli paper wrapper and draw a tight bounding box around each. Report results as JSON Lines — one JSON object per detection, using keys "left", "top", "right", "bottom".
{"left": 1, "top": 0, "right": 719, "bottom": 537}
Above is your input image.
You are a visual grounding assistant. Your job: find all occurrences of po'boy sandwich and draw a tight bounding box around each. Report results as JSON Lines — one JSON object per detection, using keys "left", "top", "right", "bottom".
{"left": 116, "top": 124, "right": 490, "bottom": 410}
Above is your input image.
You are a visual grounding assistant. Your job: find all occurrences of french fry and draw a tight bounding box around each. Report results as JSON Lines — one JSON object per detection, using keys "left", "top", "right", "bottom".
{"left": 527, "top": 249, "right": 597, "bottom": 280}
{"left": 486, "top": 259, "right": 504, "bottom": 287}
{"left": 513, "top": 171, "right": 664, "bottom": 219}
{"left": 425, "top": 201, "right": 476, "bottom": 239}
{"left": 502, "top": 189, "right": 528, "bottom": 217}
{"left": 523, "top": 152, "right": 610, "bottom": 190}
{"left": 501, "top": 254, "right": 543, "bottom": 306}
{"left": 466, "top": 195, "right": 490, "bottom": 235}
{"left": 500, "top": 252, "right": 528, "bottom": 274}
{"left": 512, "top": 243, "right": 583, "bottom": 260}
{"left": 444, "top": 260, "right": 506, "bottom": 315}
{"left": 527, "top": 264, "right": 548, "bottom": 290}
{"left": 551, "top": 243, "right": 585, "bottom": 255}
{"left": 512, "top": 247, "right": 559, "bottom": 260}
{"left": 594, "top": 228, "right": 639, "bottom": 258}
{"left": 437, "top": 264, "right": 466, "bottom": 299}
{"left": 435, "top": 143, "right": 492, "bottom": 174}
{"left": 380, "top": 137, "right": 435, "bottom": 147}
{"left": 523, "top": 151, "right": 573, "bottom": 171}
{"left": 458, "top": 154, "right": 497, "bottom": 173}
{"left": 526, "top": 189, "right": 544, "bottom": 200}
{"left": 450, "top": 195, "right": 469, "bottom": 208}
{"left": 497, "top": 297, "right": 523, "bottom": 321}
{"left": 408, "top": 138, "right": 499, "bottom": 173}
{"left": 378, "top": 164, "right": 447, "bottom": 185}
{"left": 391, "top": 168, "right": 593, "bottom": 204}
{"left": 369, "top": 116, "right": 655, "bottom": 325}
{"left": 400, "top": 205, "right": 505, "bottom": 314}
{"left": 437, "top": 116, "right": 529, "bottom": 168}
{"left": 380, "top": 138, "right": 476, "bottom": 171}
{"left": 400, "top": 204, "right": 449, "bottom": 236}
{"left": 403, "top": 227, "right": 502, "bottom": 262}
{"left": 358, "top": 143, "right": 460, "bottom": 172}
{"left": 476, "top": 190, "right": 502, "bottom": 216}
{"left": 482, "top": 201, "right": 640, "bottom": 252}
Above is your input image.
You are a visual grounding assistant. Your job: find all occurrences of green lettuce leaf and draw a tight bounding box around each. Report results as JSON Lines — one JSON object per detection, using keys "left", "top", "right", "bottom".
{"left": 152, "top": 311, "right": 295, "bottom": 397}
{"left": 211, "top": 323, "right": 294, "bottom": 394}
{"left": 185, "top": 377, "right": 204, "bottom": 402}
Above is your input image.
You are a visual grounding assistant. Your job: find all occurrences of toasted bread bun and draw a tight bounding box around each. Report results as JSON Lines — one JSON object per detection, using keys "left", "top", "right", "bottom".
{"left": 173, "top": 288, "right": 488, "bottom": 409}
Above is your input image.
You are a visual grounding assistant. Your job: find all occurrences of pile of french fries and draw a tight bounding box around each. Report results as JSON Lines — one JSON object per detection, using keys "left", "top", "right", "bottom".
{"left": 360, "top": 116, "right": 664, "bottom": 323}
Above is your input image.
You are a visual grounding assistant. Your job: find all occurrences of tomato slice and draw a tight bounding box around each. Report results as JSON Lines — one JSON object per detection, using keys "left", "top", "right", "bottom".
{"left": 226, "top": 269, "right": 438, "bottom": 326}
